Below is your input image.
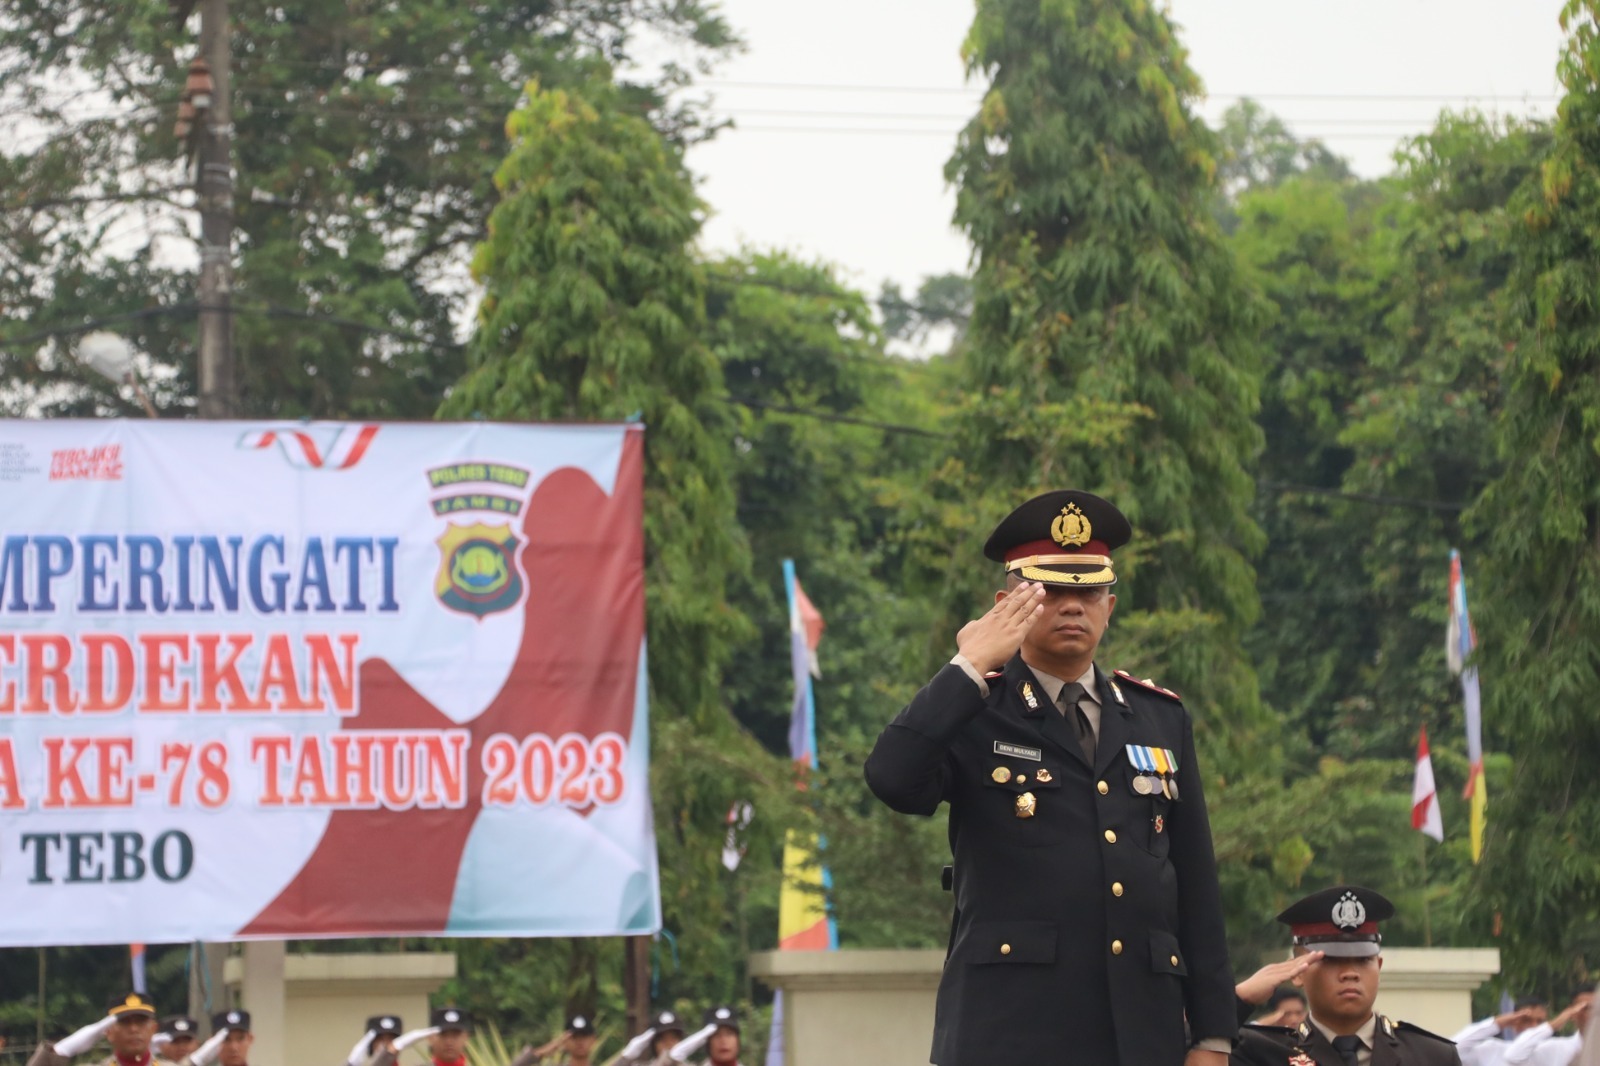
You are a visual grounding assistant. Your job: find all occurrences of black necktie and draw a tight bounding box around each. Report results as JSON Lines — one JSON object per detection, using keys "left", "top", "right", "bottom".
{"left": 1059, "top": 681, "right": 1096, "bottom": 763}
{"left": 1331, "top": 1034, "right": 1363, "bottom": 1066}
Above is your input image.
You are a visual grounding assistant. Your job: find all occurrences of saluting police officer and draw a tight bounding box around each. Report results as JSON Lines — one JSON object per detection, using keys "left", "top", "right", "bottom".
{"left": 29, "top": 993, "right": 161, "bottom": 1066}
{"left": 865, "top": 490, "right": 1236, "bottom": 1066}
{"left": 1231, "top": 886, "right": 1460, "bottom": 1066}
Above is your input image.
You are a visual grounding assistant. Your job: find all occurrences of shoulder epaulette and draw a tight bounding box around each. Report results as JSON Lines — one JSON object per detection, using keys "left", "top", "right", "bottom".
{"left": 1113, "top": 669, "right": 1182, "bottom": 701}
{"left": 1392, "top": 1019, "right": 1453, "bottom": 1044}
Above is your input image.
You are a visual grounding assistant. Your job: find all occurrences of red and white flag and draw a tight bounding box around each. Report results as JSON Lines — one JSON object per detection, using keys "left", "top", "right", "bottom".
{"left": 1412, "top": 725, "right": 1444, "bottom": 842}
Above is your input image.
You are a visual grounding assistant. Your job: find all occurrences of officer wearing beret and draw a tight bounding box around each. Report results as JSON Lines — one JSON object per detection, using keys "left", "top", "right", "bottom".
{"left": 157, "top": 1017, "right": 199, "bottom": 1064}
{"left": 29, "top": 992, "right": 160, "bottom": 1066}
{"left": 368, "top": 1010, "right": 465, "bottom": 1066}
{"left": 212, "top": 1012, "right": 252, "bottom": 1066}
{"left": 343, "top": 1016, "right": 404, "bottom": 1066}
{"left": 510, "top": 1015, "right": 598, "bottom": 1066}
{"left": 1231, "top": 886, "right": 1460, "bottom": 1066}
{"left": 865, "top": 490, "right": 1236, "bottom": 1066}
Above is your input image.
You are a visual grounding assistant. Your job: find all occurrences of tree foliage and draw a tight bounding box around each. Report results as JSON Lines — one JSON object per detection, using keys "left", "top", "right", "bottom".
{"left": 0, "top": 0, "right": 735, "bottom": 417}
{"left": 1474, "top": 0, "right": 1600, "bottom": 993}
{"left": 945, "top": 0, "right": 1273, "bottom": 778}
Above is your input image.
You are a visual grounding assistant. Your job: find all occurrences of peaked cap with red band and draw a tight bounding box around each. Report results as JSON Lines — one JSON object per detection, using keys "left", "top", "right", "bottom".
{"left": 983, "top": 490, "right": 1132, "bottom": 588}
{"left": 1277, "top": 885, "right": 1395, "bottom": 958}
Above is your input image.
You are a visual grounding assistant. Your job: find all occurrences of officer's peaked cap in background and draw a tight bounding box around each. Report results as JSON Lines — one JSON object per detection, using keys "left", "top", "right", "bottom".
{"left": 431, "top": 1007, "right": 473, "bottom": 1033}
{"left": 108, "top": 993, "right": 158, "bottom": 1020}
{"left": 1277, "top": 885, "right": 1396, "bottom": 957}
{"left": 984, "top": 490, "right": 1132, "bottom": 588}
{"left": 567, "top": 1015, "right": 594, "bottom": 1035}
{"left": 212, "top": 1010, "right": 251, "bottom": 1033}
{"left": 653, "top": 1010, "right": 684, "bottom": 1033}
{"left": 365, "top": 1016, "right": 403, "bottom": 1037}
{"left": 703, "top": 1005, "right": 740, "bottom": 1031}
{"left": 162, "top": 1016, "right": 198, "bottom": 1037}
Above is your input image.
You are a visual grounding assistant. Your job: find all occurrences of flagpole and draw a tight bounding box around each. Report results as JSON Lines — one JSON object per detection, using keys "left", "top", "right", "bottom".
{"left": 1419, "top": 834, "right": 1432, "bottom": 947}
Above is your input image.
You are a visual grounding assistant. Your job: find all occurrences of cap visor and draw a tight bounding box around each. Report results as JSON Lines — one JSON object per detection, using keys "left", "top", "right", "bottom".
{"left": 1014, "top": 563, "right": 1116, "bottom": 587}
{"left": 1312, "top": 941, "right": 1381, "bottom": 958}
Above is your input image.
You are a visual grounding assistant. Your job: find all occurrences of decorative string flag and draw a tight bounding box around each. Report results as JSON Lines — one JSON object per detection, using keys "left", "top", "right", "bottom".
{"left": 1411, "top": 725, "right": 1444, "bottom": 842}
{"left": 1447, "top": 549, "right": 1486, "bottom": 862}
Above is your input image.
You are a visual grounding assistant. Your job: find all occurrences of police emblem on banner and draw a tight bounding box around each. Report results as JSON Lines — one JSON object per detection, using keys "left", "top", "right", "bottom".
{"left": 435, "top": 521, "right": 525, "bottom": 618}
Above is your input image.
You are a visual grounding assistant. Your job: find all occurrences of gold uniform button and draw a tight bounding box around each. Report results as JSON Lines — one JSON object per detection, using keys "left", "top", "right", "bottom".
{"left": 1097, "top": 780, "right": 1109, "bottom": 795}
{"left": 1171, "top": 955, "right": 1180, "bottom": 966}
{"left": 1104, "top": 829, "right": 1117, "bottom": 844}
{"left": 1111, "top": 940, "right": 1123, "bottom": 955}
{"left": 1111, "top": 882, "right": 1124, "bottom": 897}
{"left": 1000, "top": 944, "right": 1011, "bottom": 955}
{"left": 1016, "top": 773, "right": 1028, "bottom": 784}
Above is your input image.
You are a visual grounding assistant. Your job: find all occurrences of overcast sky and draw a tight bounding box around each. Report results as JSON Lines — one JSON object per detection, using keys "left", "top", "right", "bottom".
{"left": 682, "top": 0, "right": 1566, "bottom": 297}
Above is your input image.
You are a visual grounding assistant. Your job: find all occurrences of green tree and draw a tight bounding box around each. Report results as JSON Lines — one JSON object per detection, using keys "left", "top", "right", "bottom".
{"left": 0, "top": 0, "right": 734, "bottom": 417}
{"left": 439, "top": 74, "right": 794, "bottom": 1012}
{"left": 1212, "top": 99, "right": 1354, "bottom": 231}
{"left": 1475, "top": 0, "right": 1600, "bottom": 994}
{"left": 943, "top": 0, "right": 1274, "bottom": 778}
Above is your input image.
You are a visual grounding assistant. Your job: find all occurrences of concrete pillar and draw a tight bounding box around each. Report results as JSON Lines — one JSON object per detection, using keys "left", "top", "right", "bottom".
{"left": 239, "top": 941, "right": 287, "bottom": 1066}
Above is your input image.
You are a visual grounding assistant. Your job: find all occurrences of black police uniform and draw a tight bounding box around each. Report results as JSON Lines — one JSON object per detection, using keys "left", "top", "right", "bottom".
{"left": 865, "top": 490, "right": 1235, "bottom": 1066}
{"left": 1233, "top": 1017, "right": 1460, "bottom": 1066}
{"left": 1231, "top": 886, "right": 1460, "bottom": 1066}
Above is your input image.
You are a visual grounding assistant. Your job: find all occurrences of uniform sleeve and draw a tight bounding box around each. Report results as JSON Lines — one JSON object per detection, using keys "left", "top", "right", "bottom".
{"left": 1452, "top": 1018, "right": 1502, "bottom": 1048}
{"left": 1168, "top": 706, "right": 1237, "bottom": 1045}
{"left": 1230, "top": 1027, "right": 1290, "bottom": 1066}
{"left": 507, "top": 1048, "right": 539, "bottom": 1066}
{"left": 864, "top": 663, "right": 986, "bottom": 815}
{"left": 25, "top": 1045, "right": 71, "bottom": 1066}
{"left": 1503, "top": 1022, "right": 1553, "bottom": 1065}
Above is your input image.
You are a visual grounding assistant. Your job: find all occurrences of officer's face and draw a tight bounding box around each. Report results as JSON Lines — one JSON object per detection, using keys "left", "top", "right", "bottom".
{"left": 1005, "top": 582, "right": 1115, "bottom": 665}
{"left": 167, "top": 1036, "right": 199, "bottom": 1061}
{"left": 430, "top": 1030, "right": 469, "bottom": 1062}
{"left": 653, "top": 1031, "right": 683, "bottom": 1054}
{"left": 108, "top": 1016, "right": 157, "bottom": 1057}
{"left": 218, "top": 1030, "right": 253, "bottom": 1066}
{"left": 373, "top": 1035, "right": 397, "bottom": 1054}
{"left": 1277, "top": 999, "right": 1307, "bottom": 1028}
{"left": 707, "top": 1027, "right": 740, "bottom": 1065}
{"left": 1294, "top": 951, "right": 1381, "bottom": 1026}
{"left": 568, "top": 1033, "right": 596, "bottom": 1060}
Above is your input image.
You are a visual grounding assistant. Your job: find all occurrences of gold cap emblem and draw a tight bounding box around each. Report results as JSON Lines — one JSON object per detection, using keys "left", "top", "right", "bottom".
{"left": 1051, "top": 503, "right": 1092, "bottom": 548}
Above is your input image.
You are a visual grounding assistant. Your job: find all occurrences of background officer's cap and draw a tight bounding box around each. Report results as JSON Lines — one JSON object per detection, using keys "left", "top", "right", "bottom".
{"left": 430, "top": 1007, "right": 473, "bottom": 1034}
{"left": 1277, "top": 885, "right": 1395, "bottom": 957}
{"left": 212, "top": 1010, "right": 251, "bottom": 1033}
{"left": 566, "top": 1015, "right": 595, "bottom": 1036}
{"left": 702, "top": 1005, "right": 739, "bottom": 1032}
{"left": 983, "top": 490, "right": 1132, "bottom": 588}
{"left": 364, "top": 1016, "right": 403, "bottom": 1037}
{"left": 161, "top": 1016, "right": 198, "bottom": 1038}
{"left": 108, "top": 992, "right": 158, "bottom": 1020}
{"left": 653, "top": 1010, "right": 684, "bottom": 1034}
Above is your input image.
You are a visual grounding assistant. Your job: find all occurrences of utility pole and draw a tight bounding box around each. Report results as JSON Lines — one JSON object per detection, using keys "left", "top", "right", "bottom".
{"left": 196, "top": 0, "right": 235, "bottom": 417}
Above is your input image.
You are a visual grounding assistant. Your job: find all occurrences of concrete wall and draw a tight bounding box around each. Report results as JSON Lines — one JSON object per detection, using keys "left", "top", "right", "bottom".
{"left": 750, "top": 946, "right": 1500, "bottom": 1066}
{"left": 224, "top": 948, "right": 456, "bottom": 1066}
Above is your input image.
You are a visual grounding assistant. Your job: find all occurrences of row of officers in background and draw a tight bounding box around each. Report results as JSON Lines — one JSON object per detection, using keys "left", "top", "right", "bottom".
{"left": 24, "top": 1001, "right": 746, "bottom": 1066}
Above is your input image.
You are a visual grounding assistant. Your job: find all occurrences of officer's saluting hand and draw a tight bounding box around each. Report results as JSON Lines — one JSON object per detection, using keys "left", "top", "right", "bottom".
{"left": 866, "top": 490, "right": 1236, "bottom": 1066}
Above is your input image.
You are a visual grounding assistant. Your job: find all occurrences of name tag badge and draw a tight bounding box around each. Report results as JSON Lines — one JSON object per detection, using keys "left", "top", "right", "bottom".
{"left": 994, "top": 741, "right": 1042, "bottom": 762}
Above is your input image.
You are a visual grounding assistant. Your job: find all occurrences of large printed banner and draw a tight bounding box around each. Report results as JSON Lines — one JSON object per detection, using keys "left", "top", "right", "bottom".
{"left": 0, "top": 420, "right": 657, "bottom": 945}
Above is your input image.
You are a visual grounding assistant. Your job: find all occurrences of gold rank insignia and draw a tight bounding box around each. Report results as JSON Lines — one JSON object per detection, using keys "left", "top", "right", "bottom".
{"left": 1020, "top": 681, "right": 1039, "bottom": 710}
{"left": 1153, "top": 815, "right": 1164, "bottom": 834}
{"left": 992, "top": 766, "right": 1012, "bottom": 784}
{"left": 1015, "top": 792, "right": 1036, "bottom": 818}
{"left": 1051, "top": 502, "right": 1093, "bottom": 547}
{"left": 1289, "top": 1055, "right": 1315, "bottom": 1066}
{"left": 1034, "top": 768, "right": 1052, "bottom": 783}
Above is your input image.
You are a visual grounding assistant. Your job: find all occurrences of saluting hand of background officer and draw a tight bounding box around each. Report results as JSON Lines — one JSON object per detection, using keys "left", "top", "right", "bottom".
{"left": 955, "top": 581, "right": 1046, "bottom": 673}
{"left": 1236, "top": 951, "right": 1325, "bottom": 1015}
